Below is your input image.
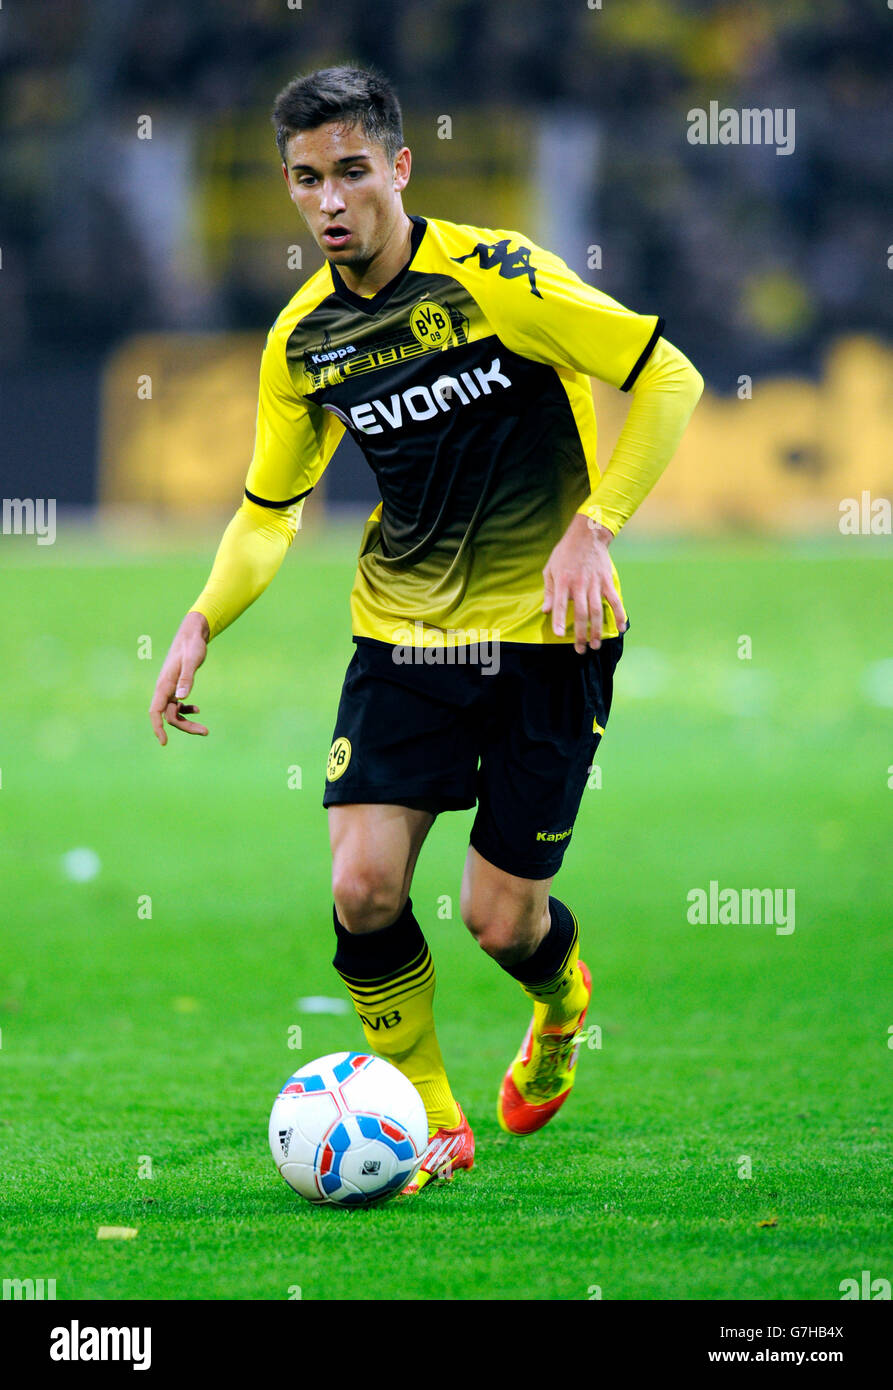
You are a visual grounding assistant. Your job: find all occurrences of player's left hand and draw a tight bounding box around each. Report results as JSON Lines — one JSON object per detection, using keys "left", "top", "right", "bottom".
{"left": 542, "top": 513, "right": 627, "bottom": 653}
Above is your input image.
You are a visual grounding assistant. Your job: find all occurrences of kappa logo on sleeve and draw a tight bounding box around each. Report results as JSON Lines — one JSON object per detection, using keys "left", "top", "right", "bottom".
{"left": 452, "top": 239, "right": 543, "bottom": 298}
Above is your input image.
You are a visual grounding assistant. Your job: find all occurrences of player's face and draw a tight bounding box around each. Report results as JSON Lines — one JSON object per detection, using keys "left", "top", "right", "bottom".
{"left": 282, "top": 121, "right": 410, "bottom": 270}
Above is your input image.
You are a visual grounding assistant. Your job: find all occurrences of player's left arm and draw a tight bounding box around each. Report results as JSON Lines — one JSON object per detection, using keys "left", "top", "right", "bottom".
{"left": 543, "top": 334, "right": 704, "bottom": 650}
{"left": 467, "top": 232, "right": 703, "bottom": 652}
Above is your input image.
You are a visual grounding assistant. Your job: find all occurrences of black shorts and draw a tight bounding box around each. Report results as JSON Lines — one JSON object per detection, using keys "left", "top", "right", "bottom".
{"left": 322, "top": 631, "right": 625, "bottom": 880}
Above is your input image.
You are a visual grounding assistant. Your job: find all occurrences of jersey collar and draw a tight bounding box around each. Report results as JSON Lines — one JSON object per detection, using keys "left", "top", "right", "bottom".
{"left": 328, "top": 215, "right": 427, "bottom": 315}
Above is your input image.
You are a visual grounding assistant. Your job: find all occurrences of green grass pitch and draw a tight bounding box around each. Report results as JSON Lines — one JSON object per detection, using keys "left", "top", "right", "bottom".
{"left": 1, "top": 527, "right": 890, "bottom": 1300}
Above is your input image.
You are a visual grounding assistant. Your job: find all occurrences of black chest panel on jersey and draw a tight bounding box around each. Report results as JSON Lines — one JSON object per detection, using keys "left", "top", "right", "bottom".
{"left": 285, "top": 266, "right": 573, "bottom": 564}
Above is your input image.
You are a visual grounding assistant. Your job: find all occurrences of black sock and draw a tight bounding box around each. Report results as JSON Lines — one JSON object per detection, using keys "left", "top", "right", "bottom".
{"left": 332, "top": 898, "right": 427, "bottom": 982}
{"left": 503, "top": 897, "right": 578, "bottom": 987}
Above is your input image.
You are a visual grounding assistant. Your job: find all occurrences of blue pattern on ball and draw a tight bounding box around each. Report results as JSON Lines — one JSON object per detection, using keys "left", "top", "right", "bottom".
{"left": 332, "top": 1052, "right": 369, "bottom": 1083}
{"left": 356, "top": 1113, "right": 414, "bottom": 1161}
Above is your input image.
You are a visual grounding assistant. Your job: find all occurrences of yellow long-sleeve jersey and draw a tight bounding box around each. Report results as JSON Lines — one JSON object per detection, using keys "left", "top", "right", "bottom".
{"left": 191, "top": 215, "right": 703, "bottom": 642}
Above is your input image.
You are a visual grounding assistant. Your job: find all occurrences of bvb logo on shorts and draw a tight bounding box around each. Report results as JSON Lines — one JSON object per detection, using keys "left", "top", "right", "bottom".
{"left": 409, "top": 301, "right": 452, "bottom": 348}
{"left": 326, "top": 736, "right": 352, "bottom": 782}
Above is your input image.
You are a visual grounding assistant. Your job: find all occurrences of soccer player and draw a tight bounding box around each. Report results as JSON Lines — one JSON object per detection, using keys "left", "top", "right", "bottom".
{"left": 149, "top": 66, "right": 703, "bottom": 1193}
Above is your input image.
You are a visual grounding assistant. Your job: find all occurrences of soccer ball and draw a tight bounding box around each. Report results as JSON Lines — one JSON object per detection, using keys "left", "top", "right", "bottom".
{"left": 269, "top": 1052, "right": 428, "bottom": 1206}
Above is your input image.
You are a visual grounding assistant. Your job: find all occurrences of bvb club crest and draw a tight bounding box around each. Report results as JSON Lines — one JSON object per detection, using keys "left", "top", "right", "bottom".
{"left": 326, "top": 737, "right": 352, "bottom": 781}
{"left": 409, "top": 300, "right": 453, "bottom": 348}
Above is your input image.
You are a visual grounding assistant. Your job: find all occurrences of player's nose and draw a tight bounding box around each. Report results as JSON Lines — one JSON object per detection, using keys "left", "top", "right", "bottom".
{"left": 319, "top": 180, "right": 346, "bottom": 216}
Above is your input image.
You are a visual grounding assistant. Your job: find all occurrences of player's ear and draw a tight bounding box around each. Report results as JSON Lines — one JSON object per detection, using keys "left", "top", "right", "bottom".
{"left": 393, "top": 146, "right": 411, "bottom": 192}
{"left": 282, "top": 162, "right": 300, "bottom": 210}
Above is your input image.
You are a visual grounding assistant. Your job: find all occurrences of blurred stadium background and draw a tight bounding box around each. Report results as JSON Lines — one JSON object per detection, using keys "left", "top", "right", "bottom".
{"left": 2, "top": 0, "right": 892, "bottom": 526}
{"left": 1, "top": 0, "right": 891, "bottom": 1302}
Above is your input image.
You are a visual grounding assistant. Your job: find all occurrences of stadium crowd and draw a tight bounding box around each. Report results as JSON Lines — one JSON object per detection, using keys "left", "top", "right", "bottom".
{"left": 1, "top": 0, "right": 890, "bottom": 389}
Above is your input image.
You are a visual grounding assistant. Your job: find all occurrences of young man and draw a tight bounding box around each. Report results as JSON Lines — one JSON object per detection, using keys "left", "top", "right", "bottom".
{"left": 149, "top": 66, "right": 703, "bottom": 1193}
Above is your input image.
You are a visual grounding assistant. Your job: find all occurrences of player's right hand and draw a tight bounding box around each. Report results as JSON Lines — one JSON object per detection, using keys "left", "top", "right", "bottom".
{"left": 149, "top": 611, "right": 211, "bottom": 746}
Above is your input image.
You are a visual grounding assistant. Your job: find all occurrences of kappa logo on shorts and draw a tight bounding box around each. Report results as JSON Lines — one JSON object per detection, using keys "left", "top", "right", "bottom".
{"left": 326, "top": 736, "right": 352, "bottom": 781}
{"left": 536, "top": 827, "right": 573, "bottom": 843}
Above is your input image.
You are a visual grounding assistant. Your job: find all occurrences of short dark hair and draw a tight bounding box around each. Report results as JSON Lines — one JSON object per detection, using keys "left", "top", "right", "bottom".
{"left": 272, "top": 65, "right": 404, "bottom": 166}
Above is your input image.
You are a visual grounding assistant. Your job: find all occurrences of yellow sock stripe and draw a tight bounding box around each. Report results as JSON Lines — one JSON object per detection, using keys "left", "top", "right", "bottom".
{"left": 337, "top": 947, "right": 432, "bottom": 998}
{"left": 335, "top": 943, "right": 429, "bottom": 992}
{"left": 342, "top": 960, "right": 436, "bottom": 1013}
{"left": 341, "top": 967, "right": 433, "bottom": 1005}
{"left": 338, "top": 950, "right": 433, "bottom": 1001}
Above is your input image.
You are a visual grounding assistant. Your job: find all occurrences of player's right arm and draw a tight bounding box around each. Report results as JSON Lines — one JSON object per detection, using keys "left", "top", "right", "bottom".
{"left": 149, "top": 327, "right": 343, "bottom": 745}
